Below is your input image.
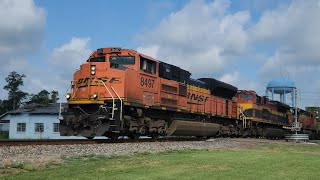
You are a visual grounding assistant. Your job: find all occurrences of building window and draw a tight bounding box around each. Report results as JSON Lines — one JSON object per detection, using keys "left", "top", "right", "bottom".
{"left": 53, "top": 123, "right": 59, "bottom": 133}
{"left": 35, "top": 123, "right": 44, "bottom": 133}
{"left": 17, "top": 123, "right": 26, "bottom": 132}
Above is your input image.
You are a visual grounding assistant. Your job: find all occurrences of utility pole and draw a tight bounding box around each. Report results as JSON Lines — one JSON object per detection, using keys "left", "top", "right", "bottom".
{"left": 286, "top": 88, "right": 309, "bottom": 142}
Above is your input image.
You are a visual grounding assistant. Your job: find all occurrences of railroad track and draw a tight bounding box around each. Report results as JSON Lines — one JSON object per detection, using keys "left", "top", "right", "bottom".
{"left": 0, "top": 137, "right": 206, "bottom": 146}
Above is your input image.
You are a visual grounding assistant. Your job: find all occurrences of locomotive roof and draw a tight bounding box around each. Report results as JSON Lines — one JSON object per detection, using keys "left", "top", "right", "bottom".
{"left": 199, "top": 78, "right": 238, "bottom": 99}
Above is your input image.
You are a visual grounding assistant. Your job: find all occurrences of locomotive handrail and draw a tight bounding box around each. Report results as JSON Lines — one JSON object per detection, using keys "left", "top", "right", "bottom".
{"left": 71, "top": 80, "right": 79, "bottom": 99}
{"left": 100, "top": 80, "right": 115, "bottom": 120}
{"left": 238, "top": 106, "right": 247, "bottom": 128}
{"left": 111, "top": 86, "right": 123, "bottom": 126}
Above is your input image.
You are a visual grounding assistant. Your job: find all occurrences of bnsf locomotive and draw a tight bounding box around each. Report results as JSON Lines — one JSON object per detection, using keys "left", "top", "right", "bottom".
{"left": 60, "top": 47, "right": 319, "bottom": 139}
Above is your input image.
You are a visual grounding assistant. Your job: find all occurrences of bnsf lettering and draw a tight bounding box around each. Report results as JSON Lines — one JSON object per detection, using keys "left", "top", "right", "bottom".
{"left": 78, "top": 78, "right": 84, "bottom": 84}
{"left": 140, "top": 77, "right": 155, "bottom": 88}
{"left": 77, "top": 77, "right": 120, "bottom": 85}
{"left": 98, "top": 77, "right": 108, "bottom": 82}
{"left": 187, "top": 93, "right": 209, "bottom": 102}
{"left": 109, "top": 77, "right": 120, "bottom": 83}
{"left": 83, "top": 78, "right": 90, "bottom": 84}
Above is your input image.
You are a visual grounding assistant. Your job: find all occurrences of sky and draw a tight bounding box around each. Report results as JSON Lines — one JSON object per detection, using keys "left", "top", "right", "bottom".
{"left": 0, "top": 0, "right": 320, "bottom": 108}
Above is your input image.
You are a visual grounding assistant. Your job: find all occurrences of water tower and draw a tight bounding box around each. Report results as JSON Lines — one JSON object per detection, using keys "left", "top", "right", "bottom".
{"left": 266, "top": 78, "right": 296, "bottom": 107}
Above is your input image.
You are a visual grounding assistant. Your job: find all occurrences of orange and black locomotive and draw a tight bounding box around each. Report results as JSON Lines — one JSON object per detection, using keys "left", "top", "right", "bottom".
{"left": 60, "top": 47, "right": 319, "bottom": 139}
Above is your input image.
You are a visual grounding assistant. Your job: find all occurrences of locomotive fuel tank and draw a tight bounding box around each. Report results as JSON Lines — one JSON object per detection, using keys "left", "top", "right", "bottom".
{"left": 263, "top": 128, "right": 285, "bottom": 138}
{"left": 167, "top": 120, "right": 220, "bottom": 137}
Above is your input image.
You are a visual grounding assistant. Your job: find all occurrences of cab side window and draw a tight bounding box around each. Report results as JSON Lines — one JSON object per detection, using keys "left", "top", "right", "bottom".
{"left": 140, "top": 57, "right": 156, "bottom": 74}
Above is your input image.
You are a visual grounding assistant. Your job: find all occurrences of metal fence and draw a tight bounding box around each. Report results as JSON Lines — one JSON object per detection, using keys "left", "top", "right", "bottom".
{"left": 285, "top": 133, "right": 309, "bottom": 142}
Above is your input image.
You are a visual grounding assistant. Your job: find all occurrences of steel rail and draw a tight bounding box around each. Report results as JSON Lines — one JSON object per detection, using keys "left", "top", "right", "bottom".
{"left": 0, "top": 137, "right": 207, "bottom": 147}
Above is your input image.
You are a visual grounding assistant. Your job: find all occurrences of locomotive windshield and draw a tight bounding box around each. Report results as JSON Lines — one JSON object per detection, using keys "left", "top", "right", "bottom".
{"left": 110, "top": 56, "right": 135, "bottom": 69}
{"left": 89, "top": 56, "right": 105, "bottom": 62}
{"left": 240, "top": 94, "right": 254, "bottom": 100}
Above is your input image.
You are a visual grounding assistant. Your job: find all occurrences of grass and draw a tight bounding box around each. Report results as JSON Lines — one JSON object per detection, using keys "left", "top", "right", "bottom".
{"left": 0, "top": 134, "right": 8, "bottom": 140}
{"left": 2, "top": 143, "right": 320, "bottom": 180}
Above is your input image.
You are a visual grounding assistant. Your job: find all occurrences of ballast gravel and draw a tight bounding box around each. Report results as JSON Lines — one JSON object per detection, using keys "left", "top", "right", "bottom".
{"left": 0, "top": 139, "right": 250, "bottom": 166}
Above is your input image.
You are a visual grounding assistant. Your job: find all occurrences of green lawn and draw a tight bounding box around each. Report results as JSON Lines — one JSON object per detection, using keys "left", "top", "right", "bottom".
{"left": 2, "top": 143, "right": 320, "bottom": 180}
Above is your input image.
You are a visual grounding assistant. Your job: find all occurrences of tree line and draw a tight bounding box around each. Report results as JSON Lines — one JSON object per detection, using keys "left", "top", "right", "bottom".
{"left": 0, "top": 71, "right": 59, "bottom": 114}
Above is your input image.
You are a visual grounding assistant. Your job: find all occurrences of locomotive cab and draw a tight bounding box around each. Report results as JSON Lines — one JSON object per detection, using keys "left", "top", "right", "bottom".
{"left": 69, "top": 47, "right": 138, "bottom": 102}
{"left": 237, "top": 90, "right": 256, "bottom": 104}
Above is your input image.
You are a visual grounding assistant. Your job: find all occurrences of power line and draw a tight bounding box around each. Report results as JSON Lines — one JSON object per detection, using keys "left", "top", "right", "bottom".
{"left": 300, "top": 98, "right": 320, "bottom": 100}
{"left": 300, "top": 92, "right": 320, "bottom": 94}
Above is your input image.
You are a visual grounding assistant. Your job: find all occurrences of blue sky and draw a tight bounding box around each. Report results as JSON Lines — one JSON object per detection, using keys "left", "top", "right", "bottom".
{"left": 1, "top": 0, "right": 320, "bottom": 108}
{"left": 36, "top": 0, "right": 187, "bottom": 49}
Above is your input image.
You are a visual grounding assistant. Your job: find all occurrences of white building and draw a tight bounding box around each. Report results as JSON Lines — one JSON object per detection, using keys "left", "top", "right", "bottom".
{"left": 2, "top": 103, "right": 83, "bottom": 139}
{"left": 0, "top": 113, "right": 10, "bottom": 136}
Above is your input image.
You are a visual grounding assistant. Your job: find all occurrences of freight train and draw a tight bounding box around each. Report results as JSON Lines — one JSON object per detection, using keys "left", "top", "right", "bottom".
{"left": 60, "top": 47, "right": 320, "bottom": 139}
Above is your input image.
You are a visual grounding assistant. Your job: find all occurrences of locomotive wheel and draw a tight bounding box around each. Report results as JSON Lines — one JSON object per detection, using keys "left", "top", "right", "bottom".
{"left": 151, "top": 133, "right": 160, "bottom": 139}
{"left": 108, "top": 133, "right": 119, "bottom": 140}
{"left": 129, "top": 133, "right": 140, "bottom": 139}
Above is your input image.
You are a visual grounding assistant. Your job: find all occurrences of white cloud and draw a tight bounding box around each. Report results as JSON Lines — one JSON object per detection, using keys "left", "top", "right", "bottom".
{"left": 0, "top": 0, "right": 45, "bottom": 64}
{"left": 0, "top": 0, "right": 91, "bottom": 101}
{"left": 40, "top": 37, "right": 91, "bottom": 98}
{"left": 253, "top": 0, "right": 320, "bottom": 68}
{"left": 14, "top": 37, "right": 92, "bottom": 100}
{"left": 252, "top": 0, "right": 320, "bottom": 107}
{"left": 3, "top": 37, "right": 92, "bottom": 100}
{"left": 218, "top": 71, "right": 263, "bottom": 95}
{"left": 49, "top": 37, "right": 92, "bottom": 77}
{"left": 136, "top": 0, "right": 250, "bottom": 74}
{"left": 136, "top": 0, "right": 320, "bottom": 108}
{"left": 137, "top": 46, "right": 159, "bottom": 59}
{"left": 219, "top": 71, "right": 239, "bottom": 85}
{"left": 0, "top": 0, "right": 45, "bottom": 99}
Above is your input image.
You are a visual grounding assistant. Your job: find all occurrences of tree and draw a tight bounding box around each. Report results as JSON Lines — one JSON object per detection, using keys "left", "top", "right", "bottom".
{"left": 50, "top": 90, "right": 59, "bottom": 103}
{"left": 28, "top": 90, "right": 50, "bottom": 105}
{"left": 28, "top": 90, "right": 59, "bottom": 105}
{"left": 0, "top": 100, "right": 4, "bottom": 115}
{"left": 3, "top": 71, "right": 28, "bottom": 110}
{"left": 0, "top": 99, "right": 12, "bottom": 115}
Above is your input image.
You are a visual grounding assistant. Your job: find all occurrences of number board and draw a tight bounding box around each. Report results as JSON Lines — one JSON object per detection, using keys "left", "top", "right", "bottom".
{"left": 140, "top": 76, "right": 156, "bottom": 89}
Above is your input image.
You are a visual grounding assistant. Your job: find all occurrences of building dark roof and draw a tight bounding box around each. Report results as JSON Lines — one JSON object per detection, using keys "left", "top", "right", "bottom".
{"left": 0, "top": 113, "right": 8, "bottom": 119}
{"left": 9, "top": 103, "right": 67, "bottom": 115}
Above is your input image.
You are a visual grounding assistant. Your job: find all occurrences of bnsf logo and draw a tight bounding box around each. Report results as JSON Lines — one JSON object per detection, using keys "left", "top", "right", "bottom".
{"left": 77, "top": 77, "right": 120, "bottom": 85}
{"left": 187, "top": 93, "right": 209, "bottom": 102}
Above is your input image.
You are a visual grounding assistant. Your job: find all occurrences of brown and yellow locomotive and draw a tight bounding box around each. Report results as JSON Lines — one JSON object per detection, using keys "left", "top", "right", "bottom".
{"left": 60, "top": 47, "right": 319, "bottom": 139}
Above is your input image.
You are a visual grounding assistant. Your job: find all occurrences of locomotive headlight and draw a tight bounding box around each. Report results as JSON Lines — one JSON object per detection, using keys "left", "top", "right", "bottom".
{"left": 91, "top": 65, "right": 96, "bottom": 75}
{"left": 92, "top": 93, "right": 98, "bottom": 99}
{"left": 65, "top": 93, "right": 71, "bottom": 99}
